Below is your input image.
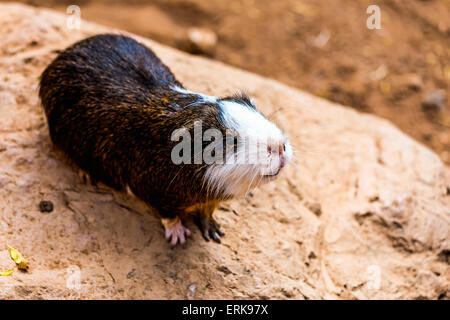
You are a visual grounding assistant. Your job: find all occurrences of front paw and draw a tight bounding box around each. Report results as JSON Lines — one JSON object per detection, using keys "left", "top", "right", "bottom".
{"left": 195, "top": 216, "right": 225, "bottom": 243}
{"left": 161, "top": 217, "right": 191, "bottom": 246}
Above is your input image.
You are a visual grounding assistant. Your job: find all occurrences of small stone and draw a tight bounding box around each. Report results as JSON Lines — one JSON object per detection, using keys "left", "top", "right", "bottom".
{"left": 39, "top": 200, "right": 54, "bottom": 213}
{"left": 216, "top": 265, "right": 232, "bottom": 275}
{"left": 422, "top": 90, "right": 447, "bottom": 112}
{"left": 186, "top": 27, "right": 217, "bottom": 56}
{"left": 402, "top": 73, "right": 423, "bottom": 91}
{"left": 311, "top": 29, "right": 330, "bottom": 48}
{"left": 370, "top": 64, "right": 388, "bottom": 81}
{"left": 186, "top": 283, "right": 196, "bottom": 300}
{"left": 305, "top": 201, "right": 322, "bottom": 216}
{"left": 391, "top": 73, "right": 423, "bottom": 99}
{"left": 127, "top": 268, "right": 136, "bottom": 279}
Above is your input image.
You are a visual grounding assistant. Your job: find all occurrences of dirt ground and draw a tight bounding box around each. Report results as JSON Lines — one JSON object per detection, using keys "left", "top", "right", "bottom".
{"left": 6, "top": 0, "right": 450, "bottom": 164}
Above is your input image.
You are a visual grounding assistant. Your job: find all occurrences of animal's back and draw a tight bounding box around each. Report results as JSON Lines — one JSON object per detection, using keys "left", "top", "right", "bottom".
{"left": 40, "top": 34, "right": 180, "bottom": 113}
{"left": 39, "top": 34, "right": 181, "bottom": 189}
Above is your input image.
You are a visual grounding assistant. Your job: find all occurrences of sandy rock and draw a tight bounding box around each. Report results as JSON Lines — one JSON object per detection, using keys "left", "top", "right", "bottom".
{"left": 0, "top": 3, "right": 448, "bottom": 299}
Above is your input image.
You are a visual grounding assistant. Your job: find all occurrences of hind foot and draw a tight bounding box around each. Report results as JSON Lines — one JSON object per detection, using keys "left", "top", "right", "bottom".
{"left": 161, "top": 217, "right": 191, "bottom": 246}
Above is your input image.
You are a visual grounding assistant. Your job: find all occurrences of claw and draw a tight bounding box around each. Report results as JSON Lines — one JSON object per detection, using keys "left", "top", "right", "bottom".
{"left": 212, "top": 232, "right": 221, "bottom": 243}
{"left": 196, "top": 216, "right": 224, "bottom": 243}
{"left": 211, "top": 220, "right": 225, "bottom": 237}
{"left": 78, "top": 169, "right": 96, "bottom": 186}
{"left": 162, "top": 217, "right": 191, "bottom": 247}
{"left": 79, "top": 169, "right": 90, "bottom": 184}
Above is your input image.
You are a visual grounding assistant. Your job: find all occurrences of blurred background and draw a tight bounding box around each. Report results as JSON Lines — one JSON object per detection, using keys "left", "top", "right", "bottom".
{"left": 7, "top": 0, "right": 450, "bottom": 164}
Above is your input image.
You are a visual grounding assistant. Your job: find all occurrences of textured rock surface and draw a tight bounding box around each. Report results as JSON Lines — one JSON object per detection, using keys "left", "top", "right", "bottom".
{"left": 0, "top": 3, "right": 448, "bottom": 299}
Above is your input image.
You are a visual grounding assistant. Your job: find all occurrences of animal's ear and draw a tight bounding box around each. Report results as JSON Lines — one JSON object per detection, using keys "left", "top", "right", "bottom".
{"left": 219, "top": 91, "right": 256, "bottom": 109}
{"left": 233, "top": 91, "right": 255, "bottom": 108}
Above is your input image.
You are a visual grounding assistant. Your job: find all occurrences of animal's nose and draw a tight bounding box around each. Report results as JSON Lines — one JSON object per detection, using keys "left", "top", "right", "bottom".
{"left": 268, "top": 142, "right": 285, "bottom": 155}
{"left": 268, "top": 142, "right": 287, "bottom": 168}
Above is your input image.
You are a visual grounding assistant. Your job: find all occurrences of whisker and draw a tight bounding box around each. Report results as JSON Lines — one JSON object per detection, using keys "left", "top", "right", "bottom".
{"left": 266, "top": 107, "right": 284, "bottom": 121}
{"left": 288, "top": 161, "right": 301, "bottom": 170}
{"left": 255, "top": 170, "right": 264, "bottom": 190}
{"left": 290, "top": 154, "right": 307, "bottom": 162}
{"left": 234, "top": 164, "right": 254, "bottom": 190}
{"left": 291, "top": 145, "right": 325, "bottom": 156}
{"left": 245, "top": 166, "right": 259, "bottom": 196}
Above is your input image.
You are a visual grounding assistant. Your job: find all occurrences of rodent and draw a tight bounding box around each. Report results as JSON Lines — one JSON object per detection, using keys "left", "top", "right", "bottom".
{"left": 39, "top": 34, "right": 292, "bottom": 246}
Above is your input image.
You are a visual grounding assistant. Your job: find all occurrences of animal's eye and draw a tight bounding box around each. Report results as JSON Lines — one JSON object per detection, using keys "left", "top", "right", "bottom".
{"left": 283, "top": 144, "right": 286, "bottom": 151}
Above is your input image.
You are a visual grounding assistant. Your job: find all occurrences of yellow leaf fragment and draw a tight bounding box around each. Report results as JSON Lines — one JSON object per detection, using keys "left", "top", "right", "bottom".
{"left": 437, "top": 115, "right": 450, "bottom": 128}
{"left": 379, "top": 81, "right": 391, "bottom": 94}
{"left": 7, "top": 245, "right": 29, "bottom": 271}
{"left": 444, "top": 65, "right": 450, "bottom": 80}
{"left": 0, "top": 269, "right": 14, "bottom": 276}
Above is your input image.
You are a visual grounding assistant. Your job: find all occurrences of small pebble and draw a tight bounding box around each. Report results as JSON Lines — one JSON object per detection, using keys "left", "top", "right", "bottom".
{"left": 305, "top": 201, "right": 322, "bottom": 216}
{"left": 186, "top": 283, "right": 196, "bottom": 300}
{"left": 39, "top": 200, "right": 54, "bottom": 213}
{"left": 187, "top": 27, "right": 217, "bottom": 56}
{"left": 422, "top": 90, "right": 447, "bottom": 112}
